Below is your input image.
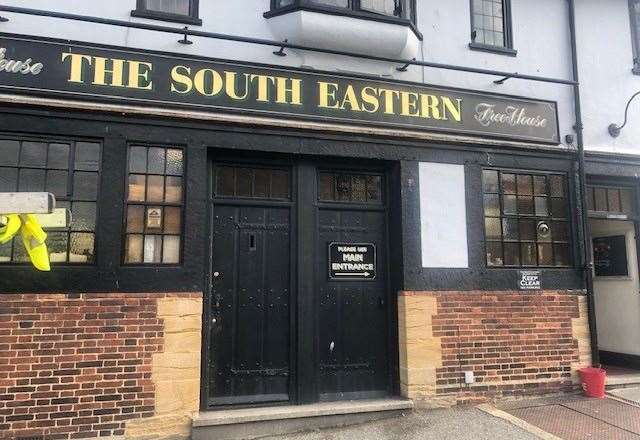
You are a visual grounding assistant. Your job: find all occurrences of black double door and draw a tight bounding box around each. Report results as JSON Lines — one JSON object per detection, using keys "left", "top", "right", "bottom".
{"left": 207, "top": 159, "right": 392, "bottom": 407}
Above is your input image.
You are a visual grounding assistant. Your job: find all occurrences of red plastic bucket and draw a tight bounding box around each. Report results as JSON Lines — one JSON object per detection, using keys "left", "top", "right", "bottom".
{"left": 578, "top": 367, "right": 606, "bottom": 398}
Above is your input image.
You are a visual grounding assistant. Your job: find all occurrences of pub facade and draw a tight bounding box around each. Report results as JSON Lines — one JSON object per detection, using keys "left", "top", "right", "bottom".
{"left": 0, "top": 1, "right": 594, "bottom": 439}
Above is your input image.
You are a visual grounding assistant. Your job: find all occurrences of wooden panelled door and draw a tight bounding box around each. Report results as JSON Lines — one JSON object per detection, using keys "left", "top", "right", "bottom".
{"left": 207, "top": 159, "right": 391, "bottom": 407}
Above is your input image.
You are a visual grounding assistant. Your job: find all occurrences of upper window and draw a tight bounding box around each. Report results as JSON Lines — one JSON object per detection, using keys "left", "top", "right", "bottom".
{"left": 482, "top": 170, "right": 572, "bottom": 268}
{"left": 629, "top": 0, "right": 640, "bottom": 73}
{"left": 132, "top": 0, "right": 201, "bottom": 25}
{"left": 269, "top": 0, "right": 416, "bottom": 25}
{"left": 469, "top": 0, "right": 516, "bottom": 56}
{"left": 0, "top": 136, "right": 101, "bottom": 265}
{"left": 318, "top": 171, "right": 383, "bottom": 204}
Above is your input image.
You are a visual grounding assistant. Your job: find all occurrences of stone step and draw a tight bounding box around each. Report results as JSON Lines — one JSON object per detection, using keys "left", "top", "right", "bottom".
{"left": 191, "top": 398, "right": 414, "bottom": 440}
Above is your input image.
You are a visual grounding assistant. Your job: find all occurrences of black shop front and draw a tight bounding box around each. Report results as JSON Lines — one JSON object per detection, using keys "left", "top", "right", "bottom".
{"left": 0, "top": 33, "right": 580, "bottom": 412}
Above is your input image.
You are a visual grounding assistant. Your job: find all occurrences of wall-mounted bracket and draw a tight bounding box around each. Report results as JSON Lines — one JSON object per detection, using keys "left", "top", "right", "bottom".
{"left": 493, "top": 73, "right": 516, "bottom": 85}
{"left": 178, "top": 26, "right": 193, "bottom": 45}
{"left": 396, "top": 58, "right": 416, "bottom": 72}
{"left": 273, "top": 39, "right": 288, "bottom": 57}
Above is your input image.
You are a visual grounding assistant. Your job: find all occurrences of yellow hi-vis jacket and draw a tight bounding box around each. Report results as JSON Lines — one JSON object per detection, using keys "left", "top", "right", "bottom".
{"left": 0, "top": 214, "right": 51, "bottom": 271}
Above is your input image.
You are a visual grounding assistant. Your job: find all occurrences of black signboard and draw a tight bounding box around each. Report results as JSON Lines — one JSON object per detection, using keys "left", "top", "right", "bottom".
{"left": 518, "top": 270, "right": 542, "bottom": 291}
{"left": 0, "top": 34, "right": 559, "bottom": 144}
{"left": 329, "top": 243, "right": 376, "bottom": 281}
{"left": 593, "top": 235, "right": 629, "bottom": 277}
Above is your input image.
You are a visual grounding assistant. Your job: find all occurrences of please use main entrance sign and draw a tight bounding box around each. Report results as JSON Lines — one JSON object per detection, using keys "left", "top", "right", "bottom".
{"left": 328, "top": 242, "right": 377, "bottom": 281}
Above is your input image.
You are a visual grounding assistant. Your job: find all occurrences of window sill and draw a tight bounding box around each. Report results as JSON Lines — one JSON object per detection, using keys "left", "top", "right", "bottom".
{"left": 130, "top": 9, "right": 202, "bottom": 26}
{"left": 264, "top": 5, "right": 423, "bottom": 41}
{"left": 468, "top": 42, "right": 517, "bottom": 57}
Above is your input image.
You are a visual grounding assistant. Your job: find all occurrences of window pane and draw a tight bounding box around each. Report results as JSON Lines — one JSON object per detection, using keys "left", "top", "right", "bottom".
{"left": 502, "top": 218, "right": 518, "bottom": 241}
{"left": 534, "top": 197, "right": 549, "bottom": 216}
{"left": 554, "top": 244, "right": 571, "bottom": 267}
{"left": 127, "top": 206, "right": 145, "bottom": 233}
{"left": 162, "top": 236, "right": 180, "bottom": 264}
{"left": 352, "top": 175, "right": 367, "bottom": 202}
{"left": 0, "top": 139, "right": 19, "bottom": 166}
{"left": 517, "top": 196, "right": 534, "bottom": 215}
{"left": 147, "top": 175, "right": 165, "bottom": 202}
{"left": 308, "top": 0, "right": 349, "bottom": 8}
{"left": 519, "top": 219, "right": 536, "bottom": 241}
{"left": 521, "top": 242, "right": 537, "bottom": 266}
{"left": 517, "top": 175, "right": 533, "bottom": 195}
{"left": 71, "top": 202, "right": 96, "bottom": 231}
{"left": 165, "top": 176, "right": 183, "bottom": 203}
{"left": 0, "top": 239, "right": 11, "bottom": 262}
{"left": 19, "top": 169, "right": 45, "bottom": 191}
{"left": 69, "top": 232, "right": 95, "bottom": 263}
{"left": 502, "top": 173, "right": 516, "bottom": 194}
{"left": 586, "top": 187, "right": 595, "bottom": 211}
{"left": 48, "top": 232, "right": 68, "bottom": 263}
{"left": 485, "top": 218, "right": 502, "bottom": 240}
{"left": 486, "top": 242, "right": 503, "bottom": 266}
{"left": 336, "top": 174, "right": 351, "bottom": 201}
{"left": 254, "top": 169, "right": 270, "bottom": 198}
{"left": 621, "top": 189, "right": 634, "bottom": 214}
{"left": 319, "top": 173, "right": 334, "bottom": 201}
{"left": 164, "top": 207, "right": 182, "bottom": 234}
{"left": 608, "top": 188, "right": 621, "bottom": 212}
{"left": 165, "top": 149, "right": 184, "bottom": 175}
{"left": 147, "top": 147, "right": 166, "bottom": 174}
{"left": 504, "top": 243, "right": 520, "bottom": 266}
{"left": 594, "top": 187, "right": 607, "bottom": 211}
{"left": 236, "top": 168, "right": 252, "bottom": 197}
{"left": 129, "top": 174, "right": 146, "bottom": 202}
{"left": 271, "top": 170, "right": 290, "bottom": 199}
{"left": 145, "top": 0, "right": 190, "bottom": 15}
{"left": 216, "top": 167, "right": 235, "bottom": 196}
{"left": 46, "top": 170, "right": 69, "bottom": 198}
{"left": 503, "top": 195, "right": 517, "bottom": 214}
{"left": 0, "top": 167, "right": 17, "bottom": 192}
{"left": 551, "top": 221, "right": 569, "bottom": 242}
{"left": 484, "top": 194, "right": 500, "bottom": 217}
{"left": 20, "top": 141, "right": 47, "bottom": 167}
{"left": 482, "top": 170, "right": 499, "bottom": 193}
{"left": 48, "top": 144, "right": 70, "bottom": 169}
{"left": 366, "top": 175, "right": 382, "bottom": 202}
{"left": 533, "top": 176, "right": 547, "bottom": 195}
{"left": 538, "top": 243, "right": 553, "bottom": 266}
{"left": 360, "top": 0, "right": 399, "bottom": 17}
{"left": 74, "top": 172, "right": 99, "bottom": 200}
{"left": 75, "top": 142, "right": 100, "bottom": 171}
{"left": 125, "top": 235, "right": 144, "bottom": 263}
{"left": 143, "top": 235, "right": 163, "bottom": 263}
{"left": 549, "top": 175, "right": 565, "bottom": 197}
{"left": 129, "top": 147, "right": 147, "bottom": 173}
{"left": 551, "top": 198, "right": 568, "bottom": 218}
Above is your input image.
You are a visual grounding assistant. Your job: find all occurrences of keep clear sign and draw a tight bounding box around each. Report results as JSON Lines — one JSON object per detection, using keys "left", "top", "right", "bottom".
{"left": 329, "top": 242, "right": 377, "bottom": 281}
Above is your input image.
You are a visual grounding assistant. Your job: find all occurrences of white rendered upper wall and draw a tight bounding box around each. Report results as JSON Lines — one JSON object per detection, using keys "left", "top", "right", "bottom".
{"left": 576, "top": 0, "right": 640, "bottom": 156}
{"left": 0, "top": 0, "right": 576, "bottom": 147}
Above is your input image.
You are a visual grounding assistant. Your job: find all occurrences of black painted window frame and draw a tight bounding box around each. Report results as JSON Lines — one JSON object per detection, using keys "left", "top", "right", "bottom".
{"left": 122, "top": 144, "right": 186, "bottom": 266}
{"left": 0, "top": 134, "right": 102, "bottom": 266}
{"left": 482, "top": 168, "right": 573, "bottom": 269}
{"left": 469, "top": 0, "right": 517, "bottom": 56}
{"left": 265, "top": 0, "right": 421, "bottom": 39}
{"left": 629, "top": 0, "right": 640, "bottom": 74}
{"left": 131, "top": 0, "right": 202, "bottom": 25}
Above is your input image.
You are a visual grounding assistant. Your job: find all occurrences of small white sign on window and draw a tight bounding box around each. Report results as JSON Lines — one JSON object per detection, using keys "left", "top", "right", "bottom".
{"left": 146, "top": 207, "right": 163, "bottom": 228}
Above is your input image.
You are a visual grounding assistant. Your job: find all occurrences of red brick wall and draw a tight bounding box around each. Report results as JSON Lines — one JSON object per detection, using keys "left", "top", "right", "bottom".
{"left": 0, "top": 292, "right": 199, "bottom": 440}
{"left": 431, "top": 291, "right": 581, "bottom": 403}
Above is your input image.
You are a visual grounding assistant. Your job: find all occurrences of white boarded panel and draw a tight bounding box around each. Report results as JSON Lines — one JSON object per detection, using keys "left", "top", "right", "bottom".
{"left": 419, "top": 162, "right": 468, "bottom": 268}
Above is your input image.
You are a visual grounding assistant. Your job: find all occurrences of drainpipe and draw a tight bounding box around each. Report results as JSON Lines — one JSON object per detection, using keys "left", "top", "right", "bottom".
{"left": 568, "top": 0, "right": 599, "bottom": 365}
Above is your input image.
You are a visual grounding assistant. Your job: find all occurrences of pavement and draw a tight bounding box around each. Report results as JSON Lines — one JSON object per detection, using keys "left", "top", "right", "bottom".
{"left": 261, "top": 407, "right": 540, "bottom": 440}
